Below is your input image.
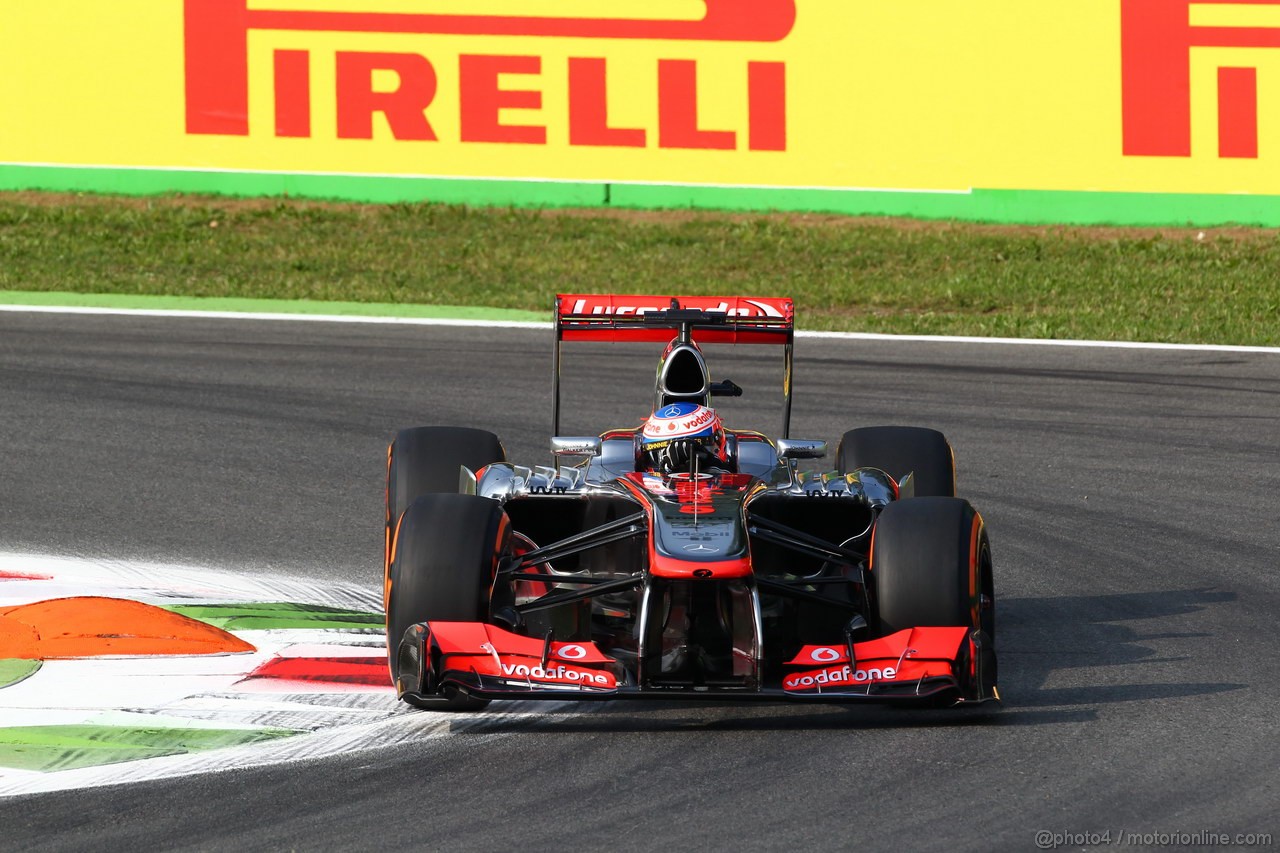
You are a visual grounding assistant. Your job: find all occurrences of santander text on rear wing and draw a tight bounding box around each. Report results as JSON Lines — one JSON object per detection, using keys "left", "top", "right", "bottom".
{"left": 556, "top": 294, "right": 794, "bottom": 345}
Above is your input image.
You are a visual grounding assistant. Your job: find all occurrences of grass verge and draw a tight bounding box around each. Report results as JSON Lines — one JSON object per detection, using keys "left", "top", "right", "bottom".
{"left": 2, "top": 192, "right": 1278, "bottom": 345}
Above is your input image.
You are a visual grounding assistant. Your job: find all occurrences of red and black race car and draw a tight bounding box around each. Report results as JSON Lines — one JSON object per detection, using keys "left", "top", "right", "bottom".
{"left": 384, "top": 295, "right": 997, "bottom": 710}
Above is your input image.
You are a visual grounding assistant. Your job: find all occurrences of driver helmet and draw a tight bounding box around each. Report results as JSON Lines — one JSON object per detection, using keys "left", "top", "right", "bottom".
{"left": 640, "top": 403, "right": 729, "bottom": 473}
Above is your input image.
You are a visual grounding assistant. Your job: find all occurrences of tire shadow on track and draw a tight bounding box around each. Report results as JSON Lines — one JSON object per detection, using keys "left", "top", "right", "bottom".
{"left": 996, "top": 586, "right": 1245, "bottom": 710}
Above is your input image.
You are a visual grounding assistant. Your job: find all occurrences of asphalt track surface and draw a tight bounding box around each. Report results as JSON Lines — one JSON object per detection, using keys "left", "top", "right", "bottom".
{"left": 1, "top": 312, "right": 1277, "bottom": 852}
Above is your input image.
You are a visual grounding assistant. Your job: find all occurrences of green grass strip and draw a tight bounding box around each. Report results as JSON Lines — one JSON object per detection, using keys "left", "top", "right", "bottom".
{"left": 165, "top": 602, "right": 383, "bottom": 631}
{"left": 3, "top": 191, "right": 1280, "bottom": 345}
{"left": 0, "top": 725, "right": 295, "bottom": 772}
{"left": 0, "top": 660, "right": 40, "bottom": 690}
{"left": 0, "top": 289, "right": 545, "bottom": 321}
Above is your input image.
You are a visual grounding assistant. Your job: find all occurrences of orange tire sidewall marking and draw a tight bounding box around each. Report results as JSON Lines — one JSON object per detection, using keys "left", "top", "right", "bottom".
{"left": 384, "top": 441, "right": 394, "bottom": 576}
{"left": 969, "top": 511, "right": 984, "bottom": 629}
{"left": 386, "top": 510, "right": 408, "bottom": 613}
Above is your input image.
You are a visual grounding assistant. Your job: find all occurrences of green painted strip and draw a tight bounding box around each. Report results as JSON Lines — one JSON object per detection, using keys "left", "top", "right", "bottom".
{"left": 0, "top": 725, "right": 295, "bottom": 772}
{"left": 5, "top": 163, "right": 1280, "bottom": 226}
{"left": 165, "top": 602, "right": 383, "bottom": 631}
{"left": 0, "top": 659, "right": 40, "bottom": 690}
{"left": 973, "top": 188, "right": 1280, "bottom": 226}
{"left": 0, "top": 164, "right": 606, "bottom": 207}
{"left": 0, "top": 290, "right": 547, "bottom": 322}
{"left": 611, "top": 184, "right": 1280, "bottom": 226}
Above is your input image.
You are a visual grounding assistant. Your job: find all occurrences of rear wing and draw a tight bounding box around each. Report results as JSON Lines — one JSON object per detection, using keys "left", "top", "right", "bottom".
{"left": 553, "top": 294, "right": 796, "bottom": 439}
{"left": 556, "top": 294, "right": 794, "bottom": 344}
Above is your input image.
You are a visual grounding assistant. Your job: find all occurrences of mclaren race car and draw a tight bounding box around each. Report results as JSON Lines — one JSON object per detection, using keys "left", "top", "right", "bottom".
{"left": 384, "top": 295, "right": 997, "bottom": 710}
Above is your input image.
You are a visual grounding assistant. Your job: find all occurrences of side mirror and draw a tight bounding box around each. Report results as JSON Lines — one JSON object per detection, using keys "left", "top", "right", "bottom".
{"left": 710, "top": 379, "right": 743, "bottom": 398}
{"left": 776, "top": 439, "right": 827, "bottom": 460}
{"left": 551, "top": 436, "right": 602, "bottom": 458}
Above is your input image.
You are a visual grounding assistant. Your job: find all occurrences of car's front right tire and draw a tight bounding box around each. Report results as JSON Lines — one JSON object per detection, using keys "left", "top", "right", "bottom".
{"left": 869, "top": 496, "right": 996, "bottom": 700}
{"left": 837, "top": 425, "right": 956, "bottom": 497}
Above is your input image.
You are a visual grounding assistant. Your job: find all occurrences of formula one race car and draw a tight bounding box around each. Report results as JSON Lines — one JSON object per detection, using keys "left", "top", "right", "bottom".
{"left": 384, "top": 295, "right": 997, "bottom": 710}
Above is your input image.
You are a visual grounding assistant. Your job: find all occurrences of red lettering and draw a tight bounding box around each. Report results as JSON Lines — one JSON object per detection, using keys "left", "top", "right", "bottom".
{"left": 747, "top": 61, "right": 786, "bottom": 151}
{"left": 274, "top": 50, "right": 312, "bottom": 138}
{"left": 658, "top": 60, "right": 736, "bottom": 150}
{"left": 336, "top": 52, "right": 437, "bottom": 141}
{"left": 183, "top": 2, "right": 794, "bottom": 154}
{"left": 568, "top": 58, "right": 646, "bottom": 148}
{"left": 183, "top": 0, "right": 795, "bottom": 137}
{"left": 185, "top": 0, "right": 250, "bottom": 135}
{"left": 1121, "top": 0, "right": 1280, "bottom": 158}
{"left": 1218, "top": 67, "right": 1258, "bottom": 157}
{"left": 459, "top": 54, "right": 546, "bottom": 144}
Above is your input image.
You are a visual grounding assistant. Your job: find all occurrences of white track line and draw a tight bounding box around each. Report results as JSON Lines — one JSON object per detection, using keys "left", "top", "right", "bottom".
{"left": 2, "top": 303, "right": 1278, "bottom": 354}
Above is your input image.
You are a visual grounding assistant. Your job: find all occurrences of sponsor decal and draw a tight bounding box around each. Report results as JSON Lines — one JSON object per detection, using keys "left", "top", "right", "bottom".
{"left": 643, "top": 404, "right": 717, "bottom": 441}
{"left": 557, "top": 644, "right": 587, "bottom": 660}
{"left": 567, "top": 297, "right": 789, "bottom": 320}
{"left": 640, "top": 404, "right": 721, "bottom": 445}
{"left": 638, "top": 473, "right": 675, "bottom": 495}
{"left": 665, "top": 527, "right": 732, "bottom": 541}
{"left": 13, "top": 2, "right": 1280, "bottom": 215}
{"left": 809, "top": 646, "right": 844, "bottom": 663}
{"left": 782, "top": 664, "right": 898, "bottom": 691}
{"left": 184, "top": 0, "right": 791, "bottom": 147}
{"left": 682, "top": 543, "right": 720, "bottom": 553}
{"left": 497, "top": 661, "right": 614, "bottom": 687}
{"left": 1121, "top": 0, "right": 1280, "bottom": 159}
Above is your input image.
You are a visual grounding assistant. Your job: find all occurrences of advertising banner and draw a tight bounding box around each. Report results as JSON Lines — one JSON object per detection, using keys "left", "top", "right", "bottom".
{"left": 3, "top": 1, "right": 1279, "bottom": 224}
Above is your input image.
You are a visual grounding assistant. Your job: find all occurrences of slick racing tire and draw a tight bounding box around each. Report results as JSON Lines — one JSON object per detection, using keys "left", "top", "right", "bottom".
{"left": 837, "top": 426, "right": 956, "bottom": 498}
{"left": 871, "top": 497, "right": 996, "bottom": 703}
{"left": 385, "top": 426, "right": 505, "bottom": 574}
{"left": 871, "top": 496, "right": 994, "bottom": 654}
{"left": 386, "top": 493, "right": 509, "bottom": 711}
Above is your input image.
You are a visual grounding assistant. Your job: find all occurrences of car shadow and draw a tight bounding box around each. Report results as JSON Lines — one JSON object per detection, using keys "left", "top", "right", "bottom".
{"left": 997, "top": 586, "right": 1243, "bottom": 707}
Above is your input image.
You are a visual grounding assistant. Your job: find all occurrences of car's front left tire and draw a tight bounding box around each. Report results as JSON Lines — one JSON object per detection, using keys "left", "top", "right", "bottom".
{"left": 386, "top": 493, "right": 509, "bottom": 710}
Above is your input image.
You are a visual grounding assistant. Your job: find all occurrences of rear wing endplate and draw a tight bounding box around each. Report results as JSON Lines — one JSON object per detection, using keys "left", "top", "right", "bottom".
{"left": 553, "top": 294, "right": 796, "bottom": 439}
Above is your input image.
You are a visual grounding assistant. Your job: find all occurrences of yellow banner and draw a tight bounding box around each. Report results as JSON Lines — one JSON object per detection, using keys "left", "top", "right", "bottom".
{"left": 4, "top": 0, "right": 1280, "bottom": 195}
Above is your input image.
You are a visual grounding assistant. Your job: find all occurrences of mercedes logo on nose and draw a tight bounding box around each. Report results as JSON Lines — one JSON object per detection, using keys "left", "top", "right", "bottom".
{"left": 683, "top": 543, "right": 719, "bottom": 553}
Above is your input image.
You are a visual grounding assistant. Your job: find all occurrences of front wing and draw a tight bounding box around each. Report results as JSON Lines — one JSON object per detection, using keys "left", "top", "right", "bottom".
{"left": 395, "top": 621, "right": 997, "bottom": 706}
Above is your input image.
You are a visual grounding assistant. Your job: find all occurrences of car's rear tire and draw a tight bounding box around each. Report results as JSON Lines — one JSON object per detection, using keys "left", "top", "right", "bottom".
{"left": 386, "top": 493, "right": 508, "bottom": 711}
{"left": 384, "top": 426, "right": 505, "bottom": 578}
{"left": 837, "top": 426, "right": 956, "bottom": 497}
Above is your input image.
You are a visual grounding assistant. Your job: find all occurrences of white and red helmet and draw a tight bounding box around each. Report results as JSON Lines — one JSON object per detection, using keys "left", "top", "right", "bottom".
{"left": 640, "top": 403, "right": 728, "bottom": 473}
